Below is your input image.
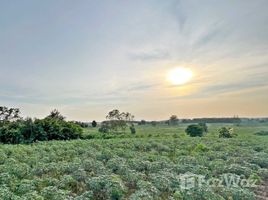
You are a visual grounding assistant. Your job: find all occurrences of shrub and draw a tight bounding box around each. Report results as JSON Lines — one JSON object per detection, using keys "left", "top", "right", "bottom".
{"left": 75, "top": 191, "right": 94, "bottom": 200}
{"left": 15, "top": 179, "right": 36, "bottom": 196}
{"left": 192, "top": 143, "right": 209, "bottom": 153}
{"left": 0, "top": 121, "right": 25, "bottom": 144}
{"left": 0, "top": 185, "right": 19, "bottom": 200}
{"left": 41, "top": 186, "right": 68, "bottom": 200}
{"left": 151, "top": 121, "right": 157, "bottom": 126}
{"left": 98, "top": 122, "right": 111, "bottom": 134}
{"left": 219, "top": 127, "right": 236, "bottom": 138}
{"left": 254, "top": 131, "right": 268, "bottom": 136}
{"left": 139, "top": 120, "right": 146, "bottom": 125}
{"left": 58, "top": 175, "right": 78, "bottom": 191}
{"left": 0, "top": 150, "right": 7, "bottom": 164}
{"left": 92, "top": 120, "right": 97, "bottom": 127}
{"left": 74, "top": 121, "right": 89, "bottom": 128}
{"left": 130, "top": 125, "right": 136, "bottom": 134}
{"left": 173, "top": 191, "right": 183, "bottom": 200}
{"left": 198, "top": 122, "right": 208, "bottom": 133}
{"left": 0, "top": 118, "right": 82, "bottom": 144}
{"left": 86, "top": 175, "right": 126, "bottom": 200}
{"left": 185, "top": 124, "right": 204, "bottom": 137}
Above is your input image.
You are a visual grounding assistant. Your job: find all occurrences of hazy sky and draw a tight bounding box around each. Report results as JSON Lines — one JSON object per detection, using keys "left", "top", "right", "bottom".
{"left": 1, "top": 0, "right": 268, "bottom": 121}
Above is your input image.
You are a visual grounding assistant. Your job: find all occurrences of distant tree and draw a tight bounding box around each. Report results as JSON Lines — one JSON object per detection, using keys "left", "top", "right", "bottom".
{"left": 73, "top": 121, "right": 88, "bottom": 128}
{"left": 185, "top": 124, "right": 204, "bottom": 137}
{"left": 233, "top": 115, "right": 242, "bottom": 126}
{"left": 0, "top": 106, "right": 20, "bottom": 123}
{"left": 151, "top": 121, "right": 157, "bottom": 126}
{"left": 130, "top": 124, "right": 136, "bottom": 134}
{"left": 165, "top": 120, "right": 170, "bottom": 125}
{"left": 98, "top": 121, "right": 111, "bottom": 134}
{"left": 46, "top": 109, "right": 65, "bottom": 120}
{"left": 92, "top": 120, "right": 97, "bottom": 127}
{"left": 219, "top": 127, "right": 236, "bottom": 138}
{"left": 104, "top": 109, "right": 134, "bottom": 132}
{"left": 255, "top": 131, "right": 268, "bottom": 136}
{"left": 139, "top": 120, "right": 146, "bottom": 125}
{"left": 169, "top": 115, "right": 179, "bottom": 125}
{"left": 198, "top": 122, "right": 208, "bottom": 133}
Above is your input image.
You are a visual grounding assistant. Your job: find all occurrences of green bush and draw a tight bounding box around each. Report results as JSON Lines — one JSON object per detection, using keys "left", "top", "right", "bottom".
{"left": 98, "top": 122, "right": 111, "bottom": 134}
{"left": 0, "top": 118, "right": 82, "bottom": 144}
{"left": 86, "top": 175, "right": 126, "bottom": 200}
{"left": 185, "top": 124, "right": 204, "bottom": 137}
{"left": 130, "top": 125, "right": 136, "bottom": 134}
{"left": 254, "top": 131, "right": 268, "bottom": 136}
{"left": 198, "top": 122, "right": 208, "bottom": 133}
{"left": 219, "top": 127, "right": 236, "bottom": 138}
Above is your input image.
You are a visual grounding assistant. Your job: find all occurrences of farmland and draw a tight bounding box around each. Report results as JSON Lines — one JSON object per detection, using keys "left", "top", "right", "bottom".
{"left": 0, "top": 123, "right": 268, "bottom": 200}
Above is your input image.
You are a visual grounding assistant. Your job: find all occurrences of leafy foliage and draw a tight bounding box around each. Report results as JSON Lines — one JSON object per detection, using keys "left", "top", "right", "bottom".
{"left": 0, "top": 106, "right": 20, "bottom": 123}
{"left": 98, "top": 109, "right": 135, "bottom": 134}
{"left": 185, "top": 124, "right": 204, "bottom": 137}
{"left": 92, "top": 120, "right": 97, "bottom": 127}
{"left": 198, "top": 122, "right": 208, "bottom": 133}
{"left": 219, "top": 127, "right": 237, "bottom": 138}
{"left": 0, "top": 111, "right": 82, "bottom": 144}
{"left": 130, "top": 124, "right": 136, "bottom": 134}
{"left": 46, "top": 109, "right": 65, "bottom": 120}
{"left": 169, "top": 115, "right": 179, "bottom": 125}
{"left": 255, "top": 131, "right": 268, "bottom": 136}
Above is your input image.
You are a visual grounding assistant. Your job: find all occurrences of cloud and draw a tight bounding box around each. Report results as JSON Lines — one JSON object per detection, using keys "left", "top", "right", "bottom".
{"left": 129, "top": 50, "right": 170, "bottom": 61}
{"left": 127, "top": 83, "right": 158, "bottom": 92}
{"left": 169, "top": 0, "right": 187, "bottom": 32}
{"left": 193, "top": 26, "right": 226, "bottom": 49}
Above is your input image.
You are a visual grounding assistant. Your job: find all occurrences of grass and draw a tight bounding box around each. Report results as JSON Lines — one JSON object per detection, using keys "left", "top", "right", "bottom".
{"left": 0, "top": 123, "right": 268, "bottom": 199}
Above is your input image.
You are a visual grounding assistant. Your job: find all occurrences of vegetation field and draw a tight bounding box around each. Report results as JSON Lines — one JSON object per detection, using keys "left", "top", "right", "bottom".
{"left": 0, "top": 124, "right": 268, "bottom": 200}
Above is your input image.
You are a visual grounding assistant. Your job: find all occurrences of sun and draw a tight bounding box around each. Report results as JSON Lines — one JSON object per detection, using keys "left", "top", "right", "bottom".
{"left": 167, "top": 67, "right": 193, "bottom": 85}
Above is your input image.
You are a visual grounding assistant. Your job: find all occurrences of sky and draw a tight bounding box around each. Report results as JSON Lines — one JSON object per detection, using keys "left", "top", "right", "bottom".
{"left": 0, "top": 0, "right": 268, "bottom": 121}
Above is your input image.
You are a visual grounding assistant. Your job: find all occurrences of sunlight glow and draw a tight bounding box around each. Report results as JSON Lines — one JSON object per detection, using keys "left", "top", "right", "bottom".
{"left": 167, "top": 67, "right": 193, "bottom": 85}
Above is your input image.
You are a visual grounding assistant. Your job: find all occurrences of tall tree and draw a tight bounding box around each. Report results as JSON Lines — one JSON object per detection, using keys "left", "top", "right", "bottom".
{"left": 46, "top": 109, "right": 65, "bottom": 120}
{"left": 92, "top": 120, "right": 97, "bottom": 127}
{"left": 169, "top": 115, "right": 179, "bottom": 125}
{"left": 0, "top": 106, "right": 20, "bottom": 122}
{"left": 104, "top": 109, "right": 134, "bottom": 132}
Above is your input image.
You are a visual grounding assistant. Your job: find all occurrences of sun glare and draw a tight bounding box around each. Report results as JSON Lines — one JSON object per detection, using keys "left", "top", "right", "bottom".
{"left": 167, "top": 67, "right": 193, "bottom": 85}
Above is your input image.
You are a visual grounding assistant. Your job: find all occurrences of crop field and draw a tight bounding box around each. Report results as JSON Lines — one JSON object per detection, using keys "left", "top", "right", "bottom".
{"left": 0, "top": 124, "right": 268, "bottom": 200}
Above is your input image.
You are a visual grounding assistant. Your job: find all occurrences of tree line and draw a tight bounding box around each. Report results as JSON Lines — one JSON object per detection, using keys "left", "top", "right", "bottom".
{"left": 0, "top": 106, "right": 239, "bottom": 144}
{"left": 0, "top": 107, "right": 83, "bottom": 144}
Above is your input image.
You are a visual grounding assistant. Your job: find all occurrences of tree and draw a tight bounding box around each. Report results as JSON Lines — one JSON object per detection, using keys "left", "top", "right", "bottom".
{"left": 92, "top": 120, "right": 97, "bottom": 127}
{"left": 185, "top": 124, "right": 204, "bottom": 137}
{"left": 151, "top": 121, "right": 157, "bottom": 126}
{"left": 98, "top": 121, "right": 110, "bottom": 134}
{"left": 130, "top": 124, "right": 136, "bottom": 134}
{"left": 169, "top": 115, "right": 179, "bottom": 125}
{"left": 219, "top": 127, "right": 236, "bottom": 138}
{"left": 46, "top": 109, "right": 65, "bottom": 120}
{"left": 0, "top": 106, "right": 20, "bottom": 123}
{"left": 233, "top": 115, "right": 241, "bottom": 126}
{"left": 139, "top": 120, "right": 146, "bottom": 125}
{"left": 105, "top": 109, "right": 134, "bottom": 132}
{"left": 198, "top": 122, "right": 208, "bottom": 133}
{"left": 0, "top": 116, "right": 83, "bottom": 144}
{"left": 73, "top": 121, "right": 88, "bottom": 128}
